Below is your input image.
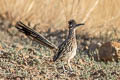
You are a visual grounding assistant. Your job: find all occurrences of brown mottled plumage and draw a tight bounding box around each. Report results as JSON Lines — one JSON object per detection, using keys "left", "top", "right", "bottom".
{"left": 53, "top": 20, "right": 84, "bottom": 70}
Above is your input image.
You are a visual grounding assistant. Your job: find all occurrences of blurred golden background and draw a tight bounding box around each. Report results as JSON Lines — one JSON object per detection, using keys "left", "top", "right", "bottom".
{"left": 0, "top": 0, "right": 120, "bottom": 38}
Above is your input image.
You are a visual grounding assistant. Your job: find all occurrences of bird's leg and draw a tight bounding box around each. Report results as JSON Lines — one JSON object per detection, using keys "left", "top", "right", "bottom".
{"left": 61, "top": 62, "right": 67, "bottom": 72}
{"left": 68, "top": 59, "right": 73, "bottom": 71}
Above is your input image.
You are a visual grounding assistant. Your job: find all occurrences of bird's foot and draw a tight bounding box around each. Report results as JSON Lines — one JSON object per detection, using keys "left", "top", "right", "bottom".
{"left": 62, "top": 65, "right": 68, "bottom": 73}
{"left": 69, "top": 68, "right": 74, "bottom": 73}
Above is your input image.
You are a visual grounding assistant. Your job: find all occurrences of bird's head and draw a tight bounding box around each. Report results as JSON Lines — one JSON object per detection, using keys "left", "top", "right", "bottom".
{"left": 68, "top": 19, "right": 84, "bottom": 29}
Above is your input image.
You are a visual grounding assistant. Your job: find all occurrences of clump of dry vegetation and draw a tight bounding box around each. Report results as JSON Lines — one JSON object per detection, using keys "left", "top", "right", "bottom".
{"left": 0, "top": 0, "right": 120, "bottom": 79}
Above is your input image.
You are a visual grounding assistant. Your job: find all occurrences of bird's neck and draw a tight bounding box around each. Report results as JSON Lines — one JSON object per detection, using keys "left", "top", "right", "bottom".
{"left": 68, "top": 28, "right": 76, "bottom": 39}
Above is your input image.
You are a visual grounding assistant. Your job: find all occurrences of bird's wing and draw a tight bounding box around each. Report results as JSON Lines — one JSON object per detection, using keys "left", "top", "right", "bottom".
{"left": 53, "top": 41, "right": 66, "bottom": 61}
{"left": 15, "top": 21, "right": 57, "bottom": 50}
{"left": 53, "top": 39, "right": 72, "bottom": 61}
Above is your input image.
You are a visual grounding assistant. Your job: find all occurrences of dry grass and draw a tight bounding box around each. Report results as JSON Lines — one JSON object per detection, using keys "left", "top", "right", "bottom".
{"left": 0, "top": 0, "right": 120, "bottom": 37}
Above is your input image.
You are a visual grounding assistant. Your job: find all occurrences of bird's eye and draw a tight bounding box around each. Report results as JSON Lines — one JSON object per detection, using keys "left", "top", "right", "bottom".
{"left": 70, "top": 24, "right": 73, "bottom": 26}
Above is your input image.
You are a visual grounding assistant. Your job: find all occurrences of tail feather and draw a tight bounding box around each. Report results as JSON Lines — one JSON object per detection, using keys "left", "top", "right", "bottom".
{"left": 53, "top": 54, "right": 59, "bottom": 62}
{"left": 15, "top": 21, "right": 57, "bottom": 50}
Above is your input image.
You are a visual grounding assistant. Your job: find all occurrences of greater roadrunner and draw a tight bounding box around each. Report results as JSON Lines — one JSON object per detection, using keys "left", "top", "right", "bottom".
{"left": 15, "top": 20, "right": 84, "bottom": 71}
{"left": 15, "top": 21, "right": 57, "bottom": 50}
{"left": 53, "top": 20, "right": 84, "bottom": 71}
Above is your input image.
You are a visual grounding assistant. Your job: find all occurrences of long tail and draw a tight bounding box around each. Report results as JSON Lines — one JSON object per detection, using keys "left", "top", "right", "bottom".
{"left": 15, "top": 21, "right": 57, "bottom": 50}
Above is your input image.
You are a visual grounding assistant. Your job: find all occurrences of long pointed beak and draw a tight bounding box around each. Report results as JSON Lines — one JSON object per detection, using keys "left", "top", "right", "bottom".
{"left": 75, "top": 23, "right": 85, "bottom": 27}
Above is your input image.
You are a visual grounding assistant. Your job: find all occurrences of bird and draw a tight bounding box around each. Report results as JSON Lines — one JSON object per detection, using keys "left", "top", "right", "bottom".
{"left": 15, "top": 20, "right": 84, "bottom": 71}
{"left": 15, "top": 21, "right": 57, "bottom": 50}
{"left": 53, "top": 19, "right": 84, "bottom": 71}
